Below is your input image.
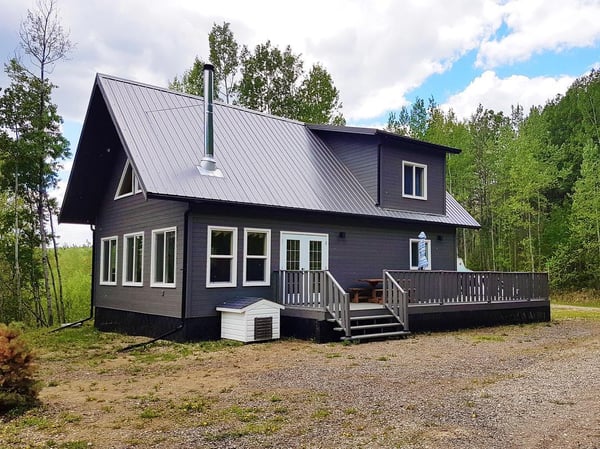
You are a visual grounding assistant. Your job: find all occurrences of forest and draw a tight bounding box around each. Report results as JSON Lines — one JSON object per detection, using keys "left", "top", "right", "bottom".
{"left": 386, "top": 69, "right": 600, "bottom": 290}
{"left": 1, "top": 2, "right": 599, "bottom": 327}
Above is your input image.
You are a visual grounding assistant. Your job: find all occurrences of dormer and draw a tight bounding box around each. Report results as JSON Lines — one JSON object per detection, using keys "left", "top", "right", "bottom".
{"left": 309, "top": 125, "right": 459, "bottom": 216}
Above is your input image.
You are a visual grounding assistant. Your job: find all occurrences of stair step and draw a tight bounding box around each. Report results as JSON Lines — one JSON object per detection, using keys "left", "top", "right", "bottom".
{"left": 350, "top": 314, "right": 394, "bottom": 321}
{"left": 342, "top": 330, "right": 411, "bottom": 341}
{"left": 333, "top": 322, "right": 402, "bottom": 332}
{"left": 350, "top": 322, "right": 403, "bottom": 331}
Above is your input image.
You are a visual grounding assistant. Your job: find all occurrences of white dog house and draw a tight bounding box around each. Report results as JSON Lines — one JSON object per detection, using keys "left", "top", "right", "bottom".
{"left": 216, "top": 297, "right": 285, "bottom": 343}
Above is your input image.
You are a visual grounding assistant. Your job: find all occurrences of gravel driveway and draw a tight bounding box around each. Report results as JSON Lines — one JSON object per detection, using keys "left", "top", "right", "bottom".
{"left": 8, "top": 307, "right": 600, "bottom": 449}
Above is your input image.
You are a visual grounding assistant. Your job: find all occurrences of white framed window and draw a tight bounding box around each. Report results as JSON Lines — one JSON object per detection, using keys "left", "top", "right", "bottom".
{"left": 402, "top": 161, "right": 427, "bottom": 200}
{"left": 207, "top": 226, "right": 237, "bottom": 288}
{"left": 100, "top": 236, "right": 118, "bottom": 285}
{"left": 409, "top": 238, "right": 431, "bottom": 270}
{"left": 243, "top": 228, "right": 271, "bottom": 286}
{"left": 123, "top": 232, "right": 144, "bottom": 286}
{"left": 115, "top": 161, "right": 142, "bottom": 199}
{"left": 151, "top": 227, "right": 176, "bottom": 288}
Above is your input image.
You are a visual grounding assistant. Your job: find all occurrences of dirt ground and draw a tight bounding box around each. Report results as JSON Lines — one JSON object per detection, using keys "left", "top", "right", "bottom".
{"left": 2, "top": 306, "right": 599, "bottom": 449}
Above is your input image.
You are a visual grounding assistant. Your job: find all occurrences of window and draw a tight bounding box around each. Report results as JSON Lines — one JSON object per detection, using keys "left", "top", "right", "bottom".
{"left": 123, "top": 232, "right": 144, "bottom": 286}
{"left": 151, "top": 227, "right": 176, "bottom": 287}
{"left": 207, "top": 226, "right": 237, "bottom": 287}
{"left": 243, "top": 228, "right": 270, "bottom": 286}
{"left": 409, "top": 238, "right": 431, "bottom": 270}
{"left": 115, "top": 161, "right": 142, "bottom": 199}
{"left": 403, "top": 161, "right": 427, "bottom": 200}
{"left": 100, "top": 236, "right": 118, "bottom": 285}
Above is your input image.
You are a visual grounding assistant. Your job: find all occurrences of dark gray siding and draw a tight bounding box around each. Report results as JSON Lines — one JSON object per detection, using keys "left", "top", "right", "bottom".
{"left": 187, "top": 204, "right": 457, "bottom": 318}
{"left": 94, "top": 149, "right": 187, "bottom": 318}
{"left": 315, "top": 132, "right": 379, "bottom": 201}
{"left": 380, "top": 142, "right": 446, "bottom": 214}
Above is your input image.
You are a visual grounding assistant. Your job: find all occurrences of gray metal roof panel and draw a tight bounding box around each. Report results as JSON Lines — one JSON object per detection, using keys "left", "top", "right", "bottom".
{"left": 96, "top": 74, "right": 479, "bottom": 228}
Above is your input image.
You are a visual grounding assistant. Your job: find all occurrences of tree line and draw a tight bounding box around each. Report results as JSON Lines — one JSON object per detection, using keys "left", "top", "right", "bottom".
{"left": 0, "top": 0, "right": 72, "bottom": 326}
{"left": 169, "top": 22, "right": 346, "bottom": 125}
{"left": 387, "top": 70, "right": 600, "bottom": 289}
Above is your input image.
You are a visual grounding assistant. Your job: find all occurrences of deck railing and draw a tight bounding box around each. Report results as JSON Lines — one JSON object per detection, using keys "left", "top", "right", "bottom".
{"left": 385, "top": 271, "right": 549, "bottom": 305}
{"left": 274, "top": 270, "right": 351, "bottom": 337}
{"left": 383, "top": 270, "right": 409, "bottom": 330}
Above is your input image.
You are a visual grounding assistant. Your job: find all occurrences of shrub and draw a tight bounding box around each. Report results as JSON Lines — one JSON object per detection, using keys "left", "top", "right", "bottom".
{"left": 0, "top": 323, "right": 41, "bottom": 412}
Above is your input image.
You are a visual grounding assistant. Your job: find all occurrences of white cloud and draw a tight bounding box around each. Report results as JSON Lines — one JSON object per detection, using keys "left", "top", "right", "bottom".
{"left": 477, "top": 0, "right": 600, "bottom": 68}
{"left": 442, "top": 70, "right": 575, "bottom": 120}
{"left": 0, "top": 0, "right": 507, "bottom": 124}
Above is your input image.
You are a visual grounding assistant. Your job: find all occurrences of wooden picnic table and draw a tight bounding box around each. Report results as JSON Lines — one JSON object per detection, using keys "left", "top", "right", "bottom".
{"left": 358, "top": 278, "right": 383, "bottom": 303}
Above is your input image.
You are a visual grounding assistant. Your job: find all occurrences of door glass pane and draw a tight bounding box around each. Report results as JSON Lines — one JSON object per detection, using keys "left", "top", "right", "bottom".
{"left": 286, "top": 239, "right": 300, "bottom": 270}
{"left": 309, "top": 240, "right": 322, "bottom": 270}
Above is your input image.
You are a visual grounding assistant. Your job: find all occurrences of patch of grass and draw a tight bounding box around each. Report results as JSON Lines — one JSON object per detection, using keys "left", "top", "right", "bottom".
{"left": 44, "top": 441, "right": 91, "bottom": 449}
{"left": 552, "top": 289, "right": 600, "bottom": 307}
{"left": 472, "top": 334, "right": 506, "bottom": 342}
{"left": 326, "top": 352, "right": 342, "bottom": 359}
{"left": 60, "top": 412, "right": 83, "bottom": 423}
{"left": 311, "top": 408, "right": 331, "bottom": 419}
{"left": 20, "top": 415, "right": 51, "bottom": 430}
{"left": 376, "top": 355, "right": 390, "bottom": 361}
{"left": 552, "top": 307, "right": 600, "bottom": 321}
{"left": 139, "top": 407, "right": 161, "bottom": 419}
{"left": 180, "top": 396, "right": 213, "bottom": 413}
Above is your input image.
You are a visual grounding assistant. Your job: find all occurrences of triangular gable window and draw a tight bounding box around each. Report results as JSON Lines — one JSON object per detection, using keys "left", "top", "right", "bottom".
{"left": 115, "top": 161, "right": 142, "bottom": 199}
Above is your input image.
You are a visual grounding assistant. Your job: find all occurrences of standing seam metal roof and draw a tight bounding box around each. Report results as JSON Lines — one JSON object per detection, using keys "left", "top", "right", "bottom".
{"left": 96, "top": 74, "right": 479, "bottom": 228}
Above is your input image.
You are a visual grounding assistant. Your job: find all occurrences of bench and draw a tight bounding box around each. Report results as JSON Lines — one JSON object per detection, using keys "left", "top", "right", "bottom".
{"left": 348, "top": 287, "right": 369, "bottom": 303}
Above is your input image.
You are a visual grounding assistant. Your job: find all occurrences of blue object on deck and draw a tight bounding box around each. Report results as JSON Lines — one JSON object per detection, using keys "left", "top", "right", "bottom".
{"left": 418, "top": 231, "right": 429, "bottom": 270}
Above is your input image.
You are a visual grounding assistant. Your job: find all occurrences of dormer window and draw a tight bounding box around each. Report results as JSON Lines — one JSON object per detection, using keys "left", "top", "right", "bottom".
{"left": 402, "top": 161, "right": 427, "bottom": 200}
{"left": 115, "top": 161, "right": 142, "bottom": 199}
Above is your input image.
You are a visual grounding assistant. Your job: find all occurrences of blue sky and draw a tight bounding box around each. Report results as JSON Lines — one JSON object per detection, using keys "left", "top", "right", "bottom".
{"left": 0, "top": 0, "right": 599, "bottom": 245}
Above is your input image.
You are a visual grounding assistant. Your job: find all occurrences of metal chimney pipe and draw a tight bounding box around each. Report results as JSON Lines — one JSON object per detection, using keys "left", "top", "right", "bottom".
{"left": 198, "top": 63, "right": 222, "bottom": 177}
{"left": 203, "top": 63, "right": 214, "bottom": 159}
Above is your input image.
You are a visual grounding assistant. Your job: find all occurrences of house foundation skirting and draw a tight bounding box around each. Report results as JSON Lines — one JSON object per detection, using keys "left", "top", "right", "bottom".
{"left": 95, "top": 307, "right": 220, "bottom": 342}
{"left": 407, "top": 300, "right": 550, "bottom": 332}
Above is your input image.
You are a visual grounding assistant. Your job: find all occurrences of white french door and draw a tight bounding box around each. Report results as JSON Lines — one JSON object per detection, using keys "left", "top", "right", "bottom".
{"left": 280, "top": 232, "right": 329, "bottom": 271}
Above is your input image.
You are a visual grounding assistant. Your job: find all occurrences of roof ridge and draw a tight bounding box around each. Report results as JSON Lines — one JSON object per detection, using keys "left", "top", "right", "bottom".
{"left": 96, "top": 73, "right": 306, "bottom": 127}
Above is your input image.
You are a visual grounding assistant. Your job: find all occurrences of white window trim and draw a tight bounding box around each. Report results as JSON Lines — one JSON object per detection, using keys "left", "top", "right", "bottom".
{"left": 409, "top": 238, "right": 432, "bottom": 270}
{"left": 122, "top": 231, "right": 144, "bottom": 287}
{"left": 151, "top": 227, "right": 177, "bottom": 288}
{"left": 100, "top": 236, "right": 118, "bottom": 285}
{"left": 243, "top": 228, "right": 271, "bottom": 287}
{"left": 206, "top": 226, "right": 238, "bottom": 288}
{"left": 402, "top": 161, "right": 428, "bottom": 200}
{"left": 115, "top": 161, "right": 141, "bottom": 200}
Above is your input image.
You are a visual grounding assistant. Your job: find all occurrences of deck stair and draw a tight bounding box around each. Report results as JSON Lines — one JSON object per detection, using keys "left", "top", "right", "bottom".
{"left": 330, "top": 307, "right": 410, "bottom": 341}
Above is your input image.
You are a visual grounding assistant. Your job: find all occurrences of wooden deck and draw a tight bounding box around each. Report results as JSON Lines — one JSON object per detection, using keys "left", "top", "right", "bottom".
{"left": 274, "top": 269, "right": 550, "bottom": 340}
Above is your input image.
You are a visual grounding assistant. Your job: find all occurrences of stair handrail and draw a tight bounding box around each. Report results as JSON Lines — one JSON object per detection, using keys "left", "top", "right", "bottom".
{"left": 324, "top": 271, "right": 351, "bottom": 338}
{"left": 383, "top": 270, "right": 409, "bottom": 331}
